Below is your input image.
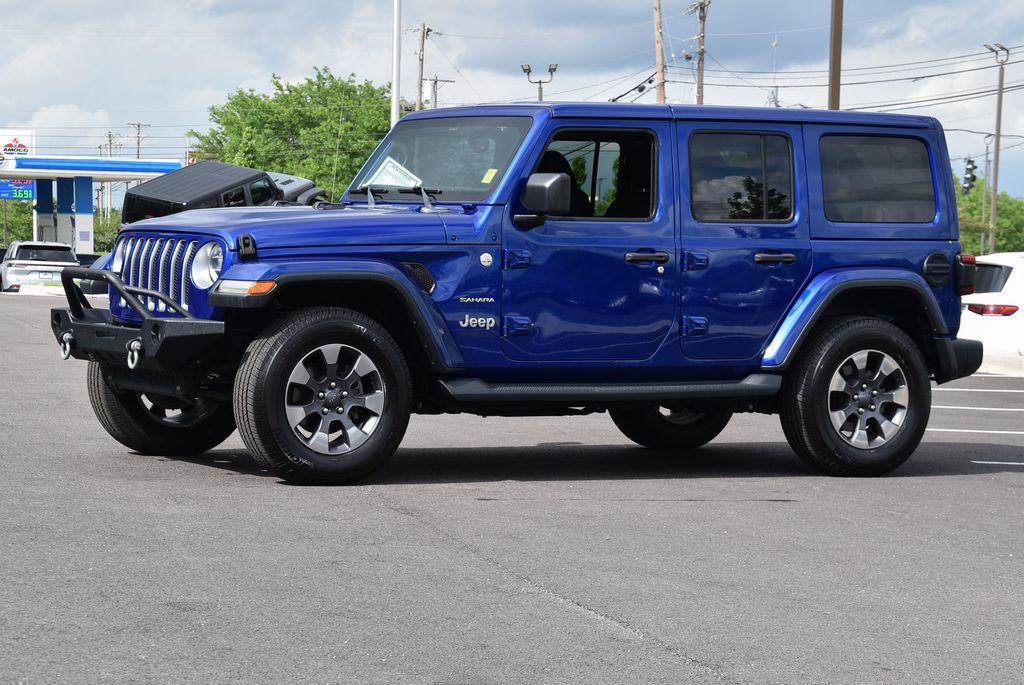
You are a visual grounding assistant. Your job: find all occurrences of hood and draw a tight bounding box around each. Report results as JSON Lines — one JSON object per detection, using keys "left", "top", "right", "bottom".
{"left": 124, "top": 204, "right": 447, "bottom": 249}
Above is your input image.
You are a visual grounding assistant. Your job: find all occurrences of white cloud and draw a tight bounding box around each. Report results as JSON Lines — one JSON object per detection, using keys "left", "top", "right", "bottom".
{"left": 2, "top": 0, "right": 1022, "bottom": 195}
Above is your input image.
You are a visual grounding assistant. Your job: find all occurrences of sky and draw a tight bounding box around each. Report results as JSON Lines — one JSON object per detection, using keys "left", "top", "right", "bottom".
{"left": 2, "top": 0, "right": 1024, "bottom": 196}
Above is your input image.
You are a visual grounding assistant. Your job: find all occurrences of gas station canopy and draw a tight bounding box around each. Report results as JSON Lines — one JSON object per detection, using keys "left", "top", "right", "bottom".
{"left": 0, "top": 155, "right": 182, "bottom": 254}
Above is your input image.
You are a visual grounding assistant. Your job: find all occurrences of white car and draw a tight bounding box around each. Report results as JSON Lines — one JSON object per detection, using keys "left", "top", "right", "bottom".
{"left": 959, "top": 251, "right": 1024, "bottom": 374}
{"left": 0, "top": 241, "right": 79, "bottom": 292}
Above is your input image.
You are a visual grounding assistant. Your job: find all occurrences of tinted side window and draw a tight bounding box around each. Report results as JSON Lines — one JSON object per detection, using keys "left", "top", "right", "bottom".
{"left": 538, "top": 130, "right": 655, "bottom": 220}
{"left": 249, "top": 178, "right": 274, "bottom": 205}
{"left": 820, "top": 135, "right": 935, "bottom": 223}
{"left": 690, "top": 133, "right": 793, "bottom": 222}
{"left": 222, "top": 186, "right": 246, "bottom": 207}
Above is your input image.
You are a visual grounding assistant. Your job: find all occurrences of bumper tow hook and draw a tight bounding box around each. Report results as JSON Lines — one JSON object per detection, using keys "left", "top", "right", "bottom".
{"left": 59, "top": 333, "right": 74, "bottom": 360}
{"left": 126, "top": 339, "right": 143, "bottom": 370}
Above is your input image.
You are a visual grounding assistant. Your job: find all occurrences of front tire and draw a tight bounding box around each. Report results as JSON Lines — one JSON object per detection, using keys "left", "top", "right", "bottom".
{"left": 87, "top": 362, "right": 236, "bottom": 456}
{"left": 233, "top": 307, "right": 412, "bottom": 485}
{"left": 610, "top": 405, "right": 733, "bottom": 450}
{"left": 779, "top": 317, "right": 931, "bottom": 476}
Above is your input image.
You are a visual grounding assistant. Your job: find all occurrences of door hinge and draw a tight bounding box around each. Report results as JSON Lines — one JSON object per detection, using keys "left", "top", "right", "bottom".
{"left": 682, "top": 316, "right": 709, "bottom": 336}
{"left": 503, "top": 249, "right": 532, "bottom": 270}
{"left": 683, "top": 250, "right": 709, "bottom": 271}
{"left": 503, "top": 316, "right": 533, "bottom": 336}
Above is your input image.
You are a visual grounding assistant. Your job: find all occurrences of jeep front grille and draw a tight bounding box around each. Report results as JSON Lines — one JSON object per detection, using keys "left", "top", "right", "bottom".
{"left": 118, "top": 236, "right": 202, "bottom": 312}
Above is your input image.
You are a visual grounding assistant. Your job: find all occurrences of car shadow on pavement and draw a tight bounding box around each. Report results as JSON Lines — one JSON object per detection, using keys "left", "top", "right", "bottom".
{"left": 177, "top": 440, "right": 1024, "bottom": 485}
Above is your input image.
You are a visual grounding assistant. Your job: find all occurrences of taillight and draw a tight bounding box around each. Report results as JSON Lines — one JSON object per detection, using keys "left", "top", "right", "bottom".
{"left": 967, "top": 303, "right": 1018, "bottom": 316}
{"left": 11, "top": 262, "right": 28, "bottom": 268}
{"left": 956, "top": 254, "right": 977, "bottom": 296}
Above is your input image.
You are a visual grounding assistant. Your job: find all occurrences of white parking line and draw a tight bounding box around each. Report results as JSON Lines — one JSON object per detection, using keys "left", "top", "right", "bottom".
{"left": 971, "top": 461, "right": 1024, "bottom": 466}
{"left": 935, "top": 388, "right": 1024, "bottom": 393}
{"left": 928, "top": 428, "right": 1024, "bottom": 435}
{"left": 933, "top": 405, "right": 1024, "bottom": 412}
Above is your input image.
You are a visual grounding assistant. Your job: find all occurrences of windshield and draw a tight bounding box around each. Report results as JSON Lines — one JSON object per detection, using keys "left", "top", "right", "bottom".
{"left": 13, "top": 246, "right": 76, "bottom": 263}
{"left": 350, "top": 116, "right": 532, "bottom": 203}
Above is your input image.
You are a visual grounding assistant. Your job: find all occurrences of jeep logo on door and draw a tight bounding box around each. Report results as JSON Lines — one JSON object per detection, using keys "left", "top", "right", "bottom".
{"left": 458, "top": 314, "right": 496, "bottom": 330}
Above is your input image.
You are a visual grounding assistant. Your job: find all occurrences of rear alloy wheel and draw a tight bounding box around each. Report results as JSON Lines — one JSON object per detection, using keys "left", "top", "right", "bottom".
{"left": 826, "top": 349, "right": 909, "bottom": 449}
{"left": 610, "top": 405, "right": 733, "bottom": 450}
{"left": 780, "top": 317, "right": 930, "bottom": 476}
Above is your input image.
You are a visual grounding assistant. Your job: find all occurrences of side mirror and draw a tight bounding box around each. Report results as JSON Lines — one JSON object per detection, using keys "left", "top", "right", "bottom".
{"left": 515, "top": 172, "right": 571, "bottom": 228}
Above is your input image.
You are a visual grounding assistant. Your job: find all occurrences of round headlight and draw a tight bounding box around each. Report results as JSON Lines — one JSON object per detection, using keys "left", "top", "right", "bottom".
{"left": 190, "top": 242, "right": 223, "bottom": 290}
{"left": 111, "top": 239, "right": 127, "bottom": 273}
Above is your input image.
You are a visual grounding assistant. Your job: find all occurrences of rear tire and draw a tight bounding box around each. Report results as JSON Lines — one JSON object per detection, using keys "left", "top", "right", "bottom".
{"left": 87, "top": 362, "right": 236, "bottom": 456}
{"left": 779, "top": 317, "right": 931, "bottom": 476}
{"left": 233, "top": 307, "right": 412, "bottom": 485}
{"left": 610, "top": 405, "right": 733, "bottom": 450}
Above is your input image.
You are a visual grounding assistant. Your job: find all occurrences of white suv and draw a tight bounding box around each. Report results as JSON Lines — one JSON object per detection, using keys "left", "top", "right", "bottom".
{"left": 1, "top": 241, "right": 78, "bottom": 292}
{"left": 959, "top": 252, "right": 1024, "bottom": 374}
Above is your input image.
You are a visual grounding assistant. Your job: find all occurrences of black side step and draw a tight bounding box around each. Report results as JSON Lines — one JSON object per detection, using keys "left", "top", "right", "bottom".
{"left": 439, "top": 374, "right": 781, "bottom": 403}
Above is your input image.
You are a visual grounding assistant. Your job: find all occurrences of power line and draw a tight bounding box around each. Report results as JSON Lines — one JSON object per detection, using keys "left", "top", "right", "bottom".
{"left": 667, "top": 58, "right": 1024, "bottom": 88}
{"left": 428, "top": 34, "right": 482, "bottom": 100}
{"left": 704, "top": 9, "right": 913, "bottom": 37}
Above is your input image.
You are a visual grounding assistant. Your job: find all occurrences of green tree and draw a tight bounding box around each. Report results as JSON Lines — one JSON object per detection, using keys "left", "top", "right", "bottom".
{"left": 1, "top": 199, "right": 34, "bottom": 246}
{"left": 955, "top": 174, "right": 1024, "bottom": 253}
{"left": 190, "top": 68, "right": 391, "bottom": 201}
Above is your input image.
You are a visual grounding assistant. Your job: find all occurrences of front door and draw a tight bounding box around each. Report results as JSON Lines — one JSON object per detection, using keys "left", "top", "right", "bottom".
{"left": 501, "top": 122, "right": 677, "bottom": 362}
{"left": 677, "top": 122, "right": 812, "bottom": 360}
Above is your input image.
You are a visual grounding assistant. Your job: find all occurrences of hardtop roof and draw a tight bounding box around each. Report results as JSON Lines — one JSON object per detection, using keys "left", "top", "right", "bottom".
{"left": 401, "top": 102, "right": 937, "bottom": 129}
{"left": 125, "top": 160, "right": 266, "bottom": 205}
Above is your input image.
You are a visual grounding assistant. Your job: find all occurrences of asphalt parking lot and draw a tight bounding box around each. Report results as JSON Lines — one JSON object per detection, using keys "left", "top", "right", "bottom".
{"left": 1, "top": 292, "right": 1022, "bottom": 684}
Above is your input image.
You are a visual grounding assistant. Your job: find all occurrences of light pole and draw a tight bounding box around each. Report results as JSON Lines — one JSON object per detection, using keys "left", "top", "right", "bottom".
{"left": 984, "top": 42, "right": 1010, "bottom": 254}
{"left": 522, "top": 64, "right": 558, "bottom": 102}
{"left": 390, "top": 0, "right": 401, "bottom": 127}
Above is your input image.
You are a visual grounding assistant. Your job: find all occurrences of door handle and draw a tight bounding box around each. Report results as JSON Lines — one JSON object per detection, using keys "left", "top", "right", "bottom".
{"left": 753, "top": 252, "right": 797, "bottom": 265}
{"left": 625, "top": 251, "right": 670, "bottom": 265}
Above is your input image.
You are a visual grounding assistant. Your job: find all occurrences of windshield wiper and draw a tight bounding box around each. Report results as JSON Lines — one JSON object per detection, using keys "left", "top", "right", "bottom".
{"left": 350, "top": 185, "right": 388, "bottom": 208}
{"left": 398, "top": 186, "right": 443, "bottom": 211}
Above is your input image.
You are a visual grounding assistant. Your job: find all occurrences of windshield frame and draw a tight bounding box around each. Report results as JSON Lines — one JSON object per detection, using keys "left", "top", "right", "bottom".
{"left": 346, "top": 114, "right": 536, "bottom": 205}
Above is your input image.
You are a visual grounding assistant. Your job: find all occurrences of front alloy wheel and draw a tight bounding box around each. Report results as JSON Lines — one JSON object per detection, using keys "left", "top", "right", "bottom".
{"left": 234, "top": 307, "right": 412, "bottom": 485}
{"left": 284, "top": 343, "right": 386, "bottom": 455}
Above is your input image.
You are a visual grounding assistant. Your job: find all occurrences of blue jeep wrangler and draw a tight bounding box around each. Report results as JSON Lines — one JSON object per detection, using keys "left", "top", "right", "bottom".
{"left": 52, "top": 103, "right": 982, "bottom": 483}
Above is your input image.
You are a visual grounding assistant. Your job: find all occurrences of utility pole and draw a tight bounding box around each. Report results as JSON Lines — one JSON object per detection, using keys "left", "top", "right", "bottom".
{"left": 522, "top": 64, "right": 558, "bottom": 101}
{"left": 981, "top": 135, "right": 992, "bottom": 253}
{"left": 102, "top": 132, "right": 121, "bottom": 218}
{"left": 415, "top": 23, "right": 432, "bottom": 111}
{"left": 985, "top": 43, "right": 1010, "bottom": 254}
{"left": 390, "top": 0, "right": 402, "bottom": 127}
{"left": 827, "top": 0, "right": 844, "bottom": 109}
{"left": 2, "top": 200, "right": 7, "bottom": 247}
{"left": 767, "top": 35, "right": 780, "bottom": 107}
{"left": 126, "top": 121, "right": 150, "bottom": 159}
{"left": 428, "top": 74, "right": 455, "bottom": 109}
{"left": 653, "top": 0, "right": 666, "bottom": 103}
{"left": 686, "top": 1, "right": 710, "bottom": 104}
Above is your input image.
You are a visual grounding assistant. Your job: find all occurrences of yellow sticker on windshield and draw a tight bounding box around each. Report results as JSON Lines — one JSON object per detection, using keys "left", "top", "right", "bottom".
{"left": 481, "top": 168, "right": 498, "bottom": 184}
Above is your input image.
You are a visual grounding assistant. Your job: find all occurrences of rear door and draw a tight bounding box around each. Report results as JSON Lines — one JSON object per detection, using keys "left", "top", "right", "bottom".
{"left": 676, "top": 122, "right": 812, "bottom": 360}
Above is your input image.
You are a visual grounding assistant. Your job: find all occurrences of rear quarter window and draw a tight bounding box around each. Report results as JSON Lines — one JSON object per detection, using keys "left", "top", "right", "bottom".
{"left": 819, "top": 135, "right": 936, "bottom": 223}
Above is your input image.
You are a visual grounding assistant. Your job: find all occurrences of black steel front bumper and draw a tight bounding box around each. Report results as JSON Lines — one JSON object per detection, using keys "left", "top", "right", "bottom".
{"left": 51, "top": 267, "right": 224, "bottom": 371}
{"left": 933, "top": 337, "right": 984, "bottom": 384}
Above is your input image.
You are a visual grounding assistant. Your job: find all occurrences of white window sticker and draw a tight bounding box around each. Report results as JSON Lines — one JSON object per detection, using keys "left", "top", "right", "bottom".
{"left": 365, "top": 156, "right": 423, "bottom": 188}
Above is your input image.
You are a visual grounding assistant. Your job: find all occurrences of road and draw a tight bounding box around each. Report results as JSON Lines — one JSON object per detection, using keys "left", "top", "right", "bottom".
{"left": 1, "top": 293, "right": 1022, "bottom": 683}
